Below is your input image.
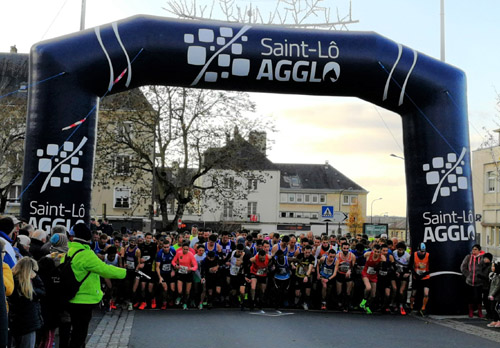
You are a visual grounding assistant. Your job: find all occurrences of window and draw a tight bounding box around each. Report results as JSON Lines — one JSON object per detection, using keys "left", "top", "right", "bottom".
{"left": 223, "top": 201, "right": 234, "bottom": 218}
{"left": 288, "top": 194, "right": 295, "bottom": 203}
{"left": 319, "top": 194, "right": 326, "bottom": 203}
{"left": 280, "top": 212, "right": 286, "bottom": 218}
{"left": 224, "top": 177, "right": 235, "bottom": 189}
{"left": 7, "top": 185, "right": 21, "bottom": 204}
{"left": 247, "top": 179, "right": 258, "bottom": 190}
{"left": 114, "top": 187, "right": 131, "bottom": 208}
{"left": 289, "top": 212, "right": 294, "bottom": 218}
{"left": 280, "top": 193, "right": 288, "bottom": 203}
{"left": 290, "top": 177, "right": 300, "bottom": 187}
{"left": 343, "top": 195, "right": 358, "bottom": 205}
{"left": 487, "top": 171, "right": 496, "bottom": 192}
{"left": 115, "top": 155, "right": 131, "bottom": 175}
{"left": 117, "top": 121, "right": 133, "bottom": 140}
{"left": 312, "top": 194, "right": 318, "bottom": 203}
{"left": 304, "top": 194, "right": 310, "bottom": 203}
{"left": 311, "top": 213, "right": 319, "bottom": 219}
{"left": 303, "top": 212, "right": 310, "bottom": 218}
{"left": 248, "top": 202, "right": 257, "bottom": 215}
{"left": 296, "top": 212, "right": 303, "bottom": 218}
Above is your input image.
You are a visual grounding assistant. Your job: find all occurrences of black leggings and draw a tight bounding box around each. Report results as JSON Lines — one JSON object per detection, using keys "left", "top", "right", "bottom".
{"left": 466, "top": 284, "right": 482, "bottom": 305}
{"left": 68, "top": 303, "right": 95, "bottom": 348}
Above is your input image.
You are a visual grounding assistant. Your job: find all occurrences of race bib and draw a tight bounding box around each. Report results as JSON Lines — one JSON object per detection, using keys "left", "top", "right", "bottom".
{"left": 339, "top": 264, "right": 350, "bottom": 273}
{"left": 297, "top": 266, "right": 306, "bottom": 276}
{"left": 143, "top": 256, "right": 150, "bottom": 262}
{"left": 379, "top": 270, "right": 388, "bottom": 276}
{"left": 323, "top": 267, "right": 333, "bottom": 276}
{"left": 126, "top": 260, "right": 135, "bottom": 269}
{"left": 416, "top": 270, "right": 425, "bottom": 275}
{"left": 178, "top": 266, "right": 188, "bottom": 274}
{"left": 367, "top": 267, "right": 376, "bottom": 275}
{"left": 396, "top": 264, "right": 404, "bottom": 273}
{"left": 257, "top": 268, "right": 266, "bottom": 275}
{"left": 230, "top": 265, "right": 240, "bottom": 276}
{"left": 162, "top": 264, "right": 171, "bottom": 272}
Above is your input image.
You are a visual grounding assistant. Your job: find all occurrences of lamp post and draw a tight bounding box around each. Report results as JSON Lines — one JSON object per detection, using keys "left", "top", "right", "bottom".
{"left": 370, "top": 198, "right": 382, "bottom": 223}
{"left": 337, "top": 186, "right": 352, "bottom": 234}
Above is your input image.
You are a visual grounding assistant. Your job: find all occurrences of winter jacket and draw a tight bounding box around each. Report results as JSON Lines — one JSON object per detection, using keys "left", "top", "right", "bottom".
{"left": 63, "top": 241, "right": 126, "bottom": 304}
{"left": 30, "top": 238, "right": 48, "bottom": 261}
{"left": 460, "top": 253, "right": 483, "bottom": 287}
{"left": 3, "top": 262, "right": 13, "bottom": 312}
{"left": 8, "top": 275, "right": 45, "bottom": 336}
{"left": 477, "top": 262, "right": 492, "bottom": 290}
{"left": 489, "top": 274, "right": 500, "bottom": 302}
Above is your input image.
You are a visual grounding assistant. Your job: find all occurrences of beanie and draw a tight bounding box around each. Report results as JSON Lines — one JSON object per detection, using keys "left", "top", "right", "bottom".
{"left": 0, "top": 217, "right": 15, "bottom": 236}
{"left": 483, "top": 253, "right": 493, "bottom": 262}
{"left": 72, "top": 223, "right": 92, "bottom": 244}
{"left": 50, "top": 233, "right": 69, "bottom": 248}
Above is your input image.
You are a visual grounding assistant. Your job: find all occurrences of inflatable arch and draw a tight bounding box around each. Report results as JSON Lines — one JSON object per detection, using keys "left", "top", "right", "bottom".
{"left": 22, "top": 15, "right": 474, "bottom": 313}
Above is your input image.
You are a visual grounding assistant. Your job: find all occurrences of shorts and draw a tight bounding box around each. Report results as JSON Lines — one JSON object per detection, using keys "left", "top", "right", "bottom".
{"left": 205, "top": 275, "right": 220, "bottom": 289}
{"left": 294, "top": 276, "right": 312, "bottom": 289}
{"left": 362, "top": 271, "right": 378, "bottom": 283}
{"left": 250, "top": 274, "right": 267, "bottom": 284}
{"left": 160, "top": 272, "right": 176, "bottom": 285}
{"left": 395, "top": 272, "right": 411, "bottom": 282}
{"left": 377, "top": 275, "right": 392, "bottom": 289}
{"left": 177, "top": 272, "right": 193, "bottom": 283}
{"left": 336, "top": 273, "right": 354, "bottom": 283}
{"left": 230, "top": 274, "right": 246, "bottom": 289}
{"left": 412, "top": 277, "right": 430, "bottom": 290}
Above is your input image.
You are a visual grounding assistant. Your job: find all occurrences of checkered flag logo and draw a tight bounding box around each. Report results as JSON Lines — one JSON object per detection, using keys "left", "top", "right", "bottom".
{"left": 37, "top": 137, "right": 87, "bottom": 193}
{"left": 185, "top": 26, "right": 252, "bottom": 86}
{"left": 423, "top": 147, "right": 468, "bottom": 204}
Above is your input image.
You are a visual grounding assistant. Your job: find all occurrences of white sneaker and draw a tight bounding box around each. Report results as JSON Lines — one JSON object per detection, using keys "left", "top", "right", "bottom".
{"left": 127, "top": 303, "right": 133, "bottom": 311}
{"left": 302, "top": 302, "right": 309, "bottom": 311}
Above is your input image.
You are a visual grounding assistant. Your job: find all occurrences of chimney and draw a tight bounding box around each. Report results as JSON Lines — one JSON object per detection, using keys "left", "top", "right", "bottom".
{"left": 10, "top": 45, "right": 17, "bottom": 53}
{"left": 248, "top": 131, "right": 267, "bottom": 156}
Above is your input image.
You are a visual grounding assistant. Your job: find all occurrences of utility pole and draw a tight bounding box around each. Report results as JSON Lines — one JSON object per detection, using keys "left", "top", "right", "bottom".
{"left": 80, "top": 0, "right": 86, "bottom": 31}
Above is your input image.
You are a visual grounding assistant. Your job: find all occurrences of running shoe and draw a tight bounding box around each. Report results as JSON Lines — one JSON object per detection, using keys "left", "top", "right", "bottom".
{"left": 109, "top": 300, "right": 117, "bottom": 310}
{"left": 400, "top": 305, "right": 407, "bottom": 316}
{"left": 365, "top": 306, "right": 372, "bottom": 315}
{"left": 182, "top": 303, "right": 188, "bottom": 310}
{"left": 321, "top": 302, "right": 327, "bottom": 310}
{"left": 198, "top": 303, "right": 203, "bottom": 310}
{"left": 419, "top": 309, "right": 426, "bottom": 317}
{"left": 151, "top": 298, "right": 157, "bottom": 309}
{"left": 138, "top": 302, "right": 147, "bottom": 310}
{"left": 161, "top": 302, "right": 167, "bottom": 310}
{"left": 133, "top": 302, "right": 140, "bottom": 308}
{"left": 127, "top": 303, "right": 133, "bottom": 311}
{"left": 487, "top": 322, "right": 498, "bottom": 327}
{"left": 175, "top": 297, "right": 181, "bottom": 305}
{"left": 302, "top": 302, "right": 309, "bottom": 311}
{"left": 360, "top": 299, "right": 367, "bottom": 309}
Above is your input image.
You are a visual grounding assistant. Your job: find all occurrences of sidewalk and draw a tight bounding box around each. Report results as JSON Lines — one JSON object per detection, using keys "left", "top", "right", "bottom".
{"left": 86, "top": 309, "right": 135, "bottom": 348}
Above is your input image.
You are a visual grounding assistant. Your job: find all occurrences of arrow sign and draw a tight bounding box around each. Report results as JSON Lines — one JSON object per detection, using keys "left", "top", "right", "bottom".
{"left": 331, "top": 212, "right": 349, "bottom": 223}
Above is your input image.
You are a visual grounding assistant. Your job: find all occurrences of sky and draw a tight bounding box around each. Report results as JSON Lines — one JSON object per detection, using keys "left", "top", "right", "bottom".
{"left": 1, "top": 0, "right": 499, "bottom": 217}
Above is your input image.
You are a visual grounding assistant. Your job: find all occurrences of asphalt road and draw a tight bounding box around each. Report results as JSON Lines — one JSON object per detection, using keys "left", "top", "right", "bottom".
{"left": 128, "top": 309, "right": 499, "bottom": 348}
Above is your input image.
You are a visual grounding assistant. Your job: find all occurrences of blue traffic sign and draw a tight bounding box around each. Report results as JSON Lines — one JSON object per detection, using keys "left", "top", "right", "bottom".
{"left": 321, "top": 206, "right": 334, "bottom": 218}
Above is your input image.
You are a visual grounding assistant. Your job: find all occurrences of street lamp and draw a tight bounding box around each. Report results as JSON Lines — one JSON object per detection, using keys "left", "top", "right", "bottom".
{"left": 337, "top": 186, "right": 352, "bottom": 234}
{"left": 370, "top": 198, "right": 383, "bottom": 223}
{"left": 389, "top": 153, "right": 409, "bottom": 242}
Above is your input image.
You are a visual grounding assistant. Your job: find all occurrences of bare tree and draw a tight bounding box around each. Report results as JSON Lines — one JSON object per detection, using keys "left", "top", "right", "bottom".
{"left": 164, "top": 0, "right": 358, "bottom": 29}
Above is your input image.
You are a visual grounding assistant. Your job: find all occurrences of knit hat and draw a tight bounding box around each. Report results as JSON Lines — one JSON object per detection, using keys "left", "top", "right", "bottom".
{"left": 0, "top": 217, "right": 15, "bottom": 236}
{"left": 17, "top": 235, "right": 30, "bottom": 247}
{"left": 71, "top": 223, "right": 92, "bottom": 244}
{"left": 50, "top": 233, "right": 69, "bottom": 248}
{"left": 483, "top": 253, "right": 493, "bottom": 262}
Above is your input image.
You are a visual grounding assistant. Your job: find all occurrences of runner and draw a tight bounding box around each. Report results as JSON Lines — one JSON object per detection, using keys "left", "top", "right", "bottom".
{"left": 272, "top": 235, "right": 290, "bottom": 257}
{"left": 103, "top": 246, "right": 123, "bottom": 310}
{"left": 249, "top": 250, "right": 270, "bottom": 309}
{"left": 200, "top": 251, "right": 221, "bottom": 309}
{"left": 334, "top": 242, "right": 356, "bottom": 312}
{"left": 393, "top": 241, "right": 411, "bottom": 315}
{"left": 292, "top": 245, "right": 315, "bottom": 310}
{"left": 360, "top": 244, "right": 385, "bottom": 314}
{"left": 377, "top": 244, "right": 396, "bottom": 313}
{"left": 228, "top": 244, "right": 250, "bottom": 310}
{"left": 193, "top": 245, "right": 207, "bottom": 309}
{"left": 137, "top": 232, "right": 158, "bottom": 310}
{"left": 317, "top": 249, "right": 337, "bottom": 310}
{"left": 287, "top": 236, "right": 301, "bottom": 258}
{"left": 172, "top": 242, "right": 198, "bottom": 310}
{"left": 156, "top": 239, "right": 176, "bottom": 310}
{"left": 315, "top": 236, "right": 333, "bottom": 259}
{"left": 271, "top": 250, "right": 293, "bottom": 311}
{"left": 410, "top": 243, "right": 430, "bottom": 316}
{"left": 122, "top": 236, "right": 141, "bottom": 311}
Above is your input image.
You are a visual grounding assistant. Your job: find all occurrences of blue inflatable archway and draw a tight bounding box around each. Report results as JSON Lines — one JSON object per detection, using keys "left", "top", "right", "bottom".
{"left": 21, "top": 15, "right": 474, "bottom": 314}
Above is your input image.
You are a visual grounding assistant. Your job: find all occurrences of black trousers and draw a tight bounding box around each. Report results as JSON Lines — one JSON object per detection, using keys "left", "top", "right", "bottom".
{"left": 68, "top": 303, "right": 95, "bottom": 348}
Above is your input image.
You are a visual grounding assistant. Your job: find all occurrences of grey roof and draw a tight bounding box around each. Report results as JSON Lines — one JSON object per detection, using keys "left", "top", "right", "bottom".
{"left": 204, "top": 133, "right": 277, "bottom": 171}
{"left": 275, "top": 163, "right": 367, "bottom": 192}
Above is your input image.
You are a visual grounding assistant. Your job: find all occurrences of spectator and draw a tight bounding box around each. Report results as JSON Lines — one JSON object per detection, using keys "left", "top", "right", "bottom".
{"left": 8, "top": 257, "right": 45, "bottom": 348}
{"left": 460, "top": 244, "right": 484, "bottom": 318}
{"left": 0, "top": 217, "right": 17, "bottom": 268}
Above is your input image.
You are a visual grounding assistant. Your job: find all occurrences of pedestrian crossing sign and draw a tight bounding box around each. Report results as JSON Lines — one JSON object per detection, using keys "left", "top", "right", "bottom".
{"left": 321, "top": 206, "right": 334, "bottom": 218}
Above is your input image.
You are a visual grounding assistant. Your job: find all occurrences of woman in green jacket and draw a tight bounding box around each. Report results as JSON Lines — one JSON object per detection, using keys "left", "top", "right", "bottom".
{"left": 65, "top": 223, "right": 128, "bottom": 348}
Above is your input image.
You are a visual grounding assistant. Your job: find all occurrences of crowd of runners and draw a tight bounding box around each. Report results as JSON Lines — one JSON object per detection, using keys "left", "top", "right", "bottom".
{"left": 89, "top": 225, "right": 435, "bottom": 316}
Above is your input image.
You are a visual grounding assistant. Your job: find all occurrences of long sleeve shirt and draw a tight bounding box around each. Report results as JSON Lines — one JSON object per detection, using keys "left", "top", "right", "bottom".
{"left": 172, "top": 251, "right": 198, "bottom": 272}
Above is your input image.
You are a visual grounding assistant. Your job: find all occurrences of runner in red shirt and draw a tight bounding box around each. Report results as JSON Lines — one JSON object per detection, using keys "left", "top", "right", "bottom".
{"left": 249, "top": 250, "right": 269, "bottom": 309}
{"left": 359, "top": 244, "right": 386, "bottom": 314}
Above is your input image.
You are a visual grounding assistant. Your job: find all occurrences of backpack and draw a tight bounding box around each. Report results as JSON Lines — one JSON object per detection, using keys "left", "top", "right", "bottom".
{"left": 57, "top": 249, "right": 91, "bottom": 303}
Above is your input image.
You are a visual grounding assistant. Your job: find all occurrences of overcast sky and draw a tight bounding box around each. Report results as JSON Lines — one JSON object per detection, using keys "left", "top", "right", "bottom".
{"left": 1, "top": 0, "right": 498, "bottom": 216}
